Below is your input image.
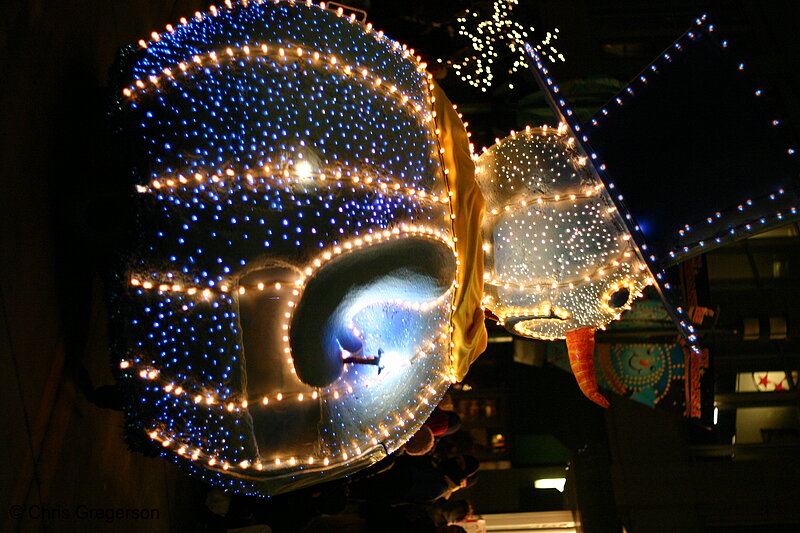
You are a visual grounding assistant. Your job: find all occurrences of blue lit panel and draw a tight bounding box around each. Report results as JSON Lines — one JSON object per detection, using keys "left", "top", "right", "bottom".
{"left": 111, "top": 0, "right": 457, "bottom": 496}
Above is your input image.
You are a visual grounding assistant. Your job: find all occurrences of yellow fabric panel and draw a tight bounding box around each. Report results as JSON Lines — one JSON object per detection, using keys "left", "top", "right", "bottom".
{"left": 432, "top": 83, "right": 488, "bottom": 381}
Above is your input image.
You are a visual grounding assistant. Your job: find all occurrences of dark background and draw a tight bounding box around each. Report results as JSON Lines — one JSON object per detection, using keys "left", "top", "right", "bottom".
{"left": 2, "top": 1, "right": 800, "bottom": 532}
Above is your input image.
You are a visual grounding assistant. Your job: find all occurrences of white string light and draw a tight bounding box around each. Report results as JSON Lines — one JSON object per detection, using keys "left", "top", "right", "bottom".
{"left": 477, "top": 126, "right": 652, "bottom": 340}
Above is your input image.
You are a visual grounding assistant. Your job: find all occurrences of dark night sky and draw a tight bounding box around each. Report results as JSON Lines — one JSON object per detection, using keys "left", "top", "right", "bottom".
{"left": 2, "top": 1, "right": 800, "bottom": 531}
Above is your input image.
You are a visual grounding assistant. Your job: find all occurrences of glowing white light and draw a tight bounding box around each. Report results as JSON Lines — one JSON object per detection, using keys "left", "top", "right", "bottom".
{"left": 294, "top": 160, "right": 314, "bottom": 180}
{"left": 534, "top": 478, "right": 566, "bottom": 492}
{"left": 378, "top": 350, "right": 407, "bottom": 372}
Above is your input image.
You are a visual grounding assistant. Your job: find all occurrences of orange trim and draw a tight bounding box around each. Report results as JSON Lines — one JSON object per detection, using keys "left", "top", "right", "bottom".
{"left": 565, "top": 328, "right": 610, "bottom": 408}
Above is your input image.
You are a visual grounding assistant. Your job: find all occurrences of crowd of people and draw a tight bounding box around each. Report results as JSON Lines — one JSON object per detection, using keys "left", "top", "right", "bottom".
{"left": 197, "top": 401, "right": 479, "bottom": 533}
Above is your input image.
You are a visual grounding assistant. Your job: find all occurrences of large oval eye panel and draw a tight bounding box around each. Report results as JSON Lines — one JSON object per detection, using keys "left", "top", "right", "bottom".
{"left": 290, "top": 235, "right": 457, "bottom": 387}
{"left": 277, "top": 233, "right": 457, "bottom": 469}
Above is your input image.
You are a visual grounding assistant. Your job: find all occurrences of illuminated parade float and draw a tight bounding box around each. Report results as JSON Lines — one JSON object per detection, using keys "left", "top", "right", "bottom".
{"left": 111, "top": 0, "right": 487, "bottom": 496}
{"left": 111, "top": 1, "right": 798, "bottom": 495}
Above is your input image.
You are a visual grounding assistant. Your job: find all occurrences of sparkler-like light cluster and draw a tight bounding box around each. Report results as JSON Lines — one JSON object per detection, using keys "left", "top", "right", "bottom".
{"left": 476, "top": 126, "right": 653, "bottom": 340}
{"left": 113, "top": 0, "right": 461, "bottom": 496}
{"left": 450, "top": 0, "right": 564, "bottom": 91}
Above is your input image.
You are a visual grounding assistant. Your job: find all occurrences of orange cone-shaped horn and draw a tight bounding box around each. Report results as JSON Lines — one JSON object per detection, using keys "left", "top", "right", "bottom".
{"left": 565, "top": 328, "right": 610, "bottom": 408}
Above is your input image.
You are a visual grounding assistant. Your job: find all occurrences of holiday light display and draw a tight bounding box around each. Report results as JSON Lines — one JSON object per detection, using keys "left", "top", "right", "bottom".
{"left": 450, "top": 0, "right": 564, "bottom": 92}
{"left": 110, "top": 0, "right": 800, "bottom": 493}
{"left": 476, "top": 125, "right": 653, "bottom": 406}
{"left": 112, "top": 0, "right": 485, "bottom": 496}
{"left": 510, "top": 13, "right": 800, "bottom": 411}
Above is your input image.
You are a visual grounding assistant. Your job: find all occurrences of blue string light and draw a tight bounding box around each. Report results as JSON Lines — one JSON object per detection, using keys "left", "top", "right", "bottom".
{"left": 114, "top": 0, "right": 460, "bottom": 496}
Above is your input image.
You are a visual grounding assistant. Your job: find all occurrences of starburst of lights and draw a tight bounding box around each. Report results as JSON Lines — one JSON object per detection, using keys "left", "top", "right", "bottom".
{"left": 449, "top": 0, "right": 565, "bottom": 92}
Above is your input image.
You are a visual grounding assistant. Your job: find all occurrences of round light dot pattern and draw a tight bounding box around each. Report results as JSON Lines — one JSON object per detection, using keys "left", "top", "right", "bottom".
{"left": 112, "top": 0, "right": 457, "bottom": 497}
{"left": 476, "top": 127, "right": 654, "bottom": 339}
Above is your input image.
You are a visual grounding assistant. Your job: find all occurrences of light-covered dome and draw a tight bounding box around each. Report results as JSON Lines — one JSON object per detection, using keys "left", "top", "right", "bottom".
{"left": 112, "top": 0, "right": 461, "bottom": 496}
{"left": 476, "top": 126, "right": 654, "bottom": 340}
